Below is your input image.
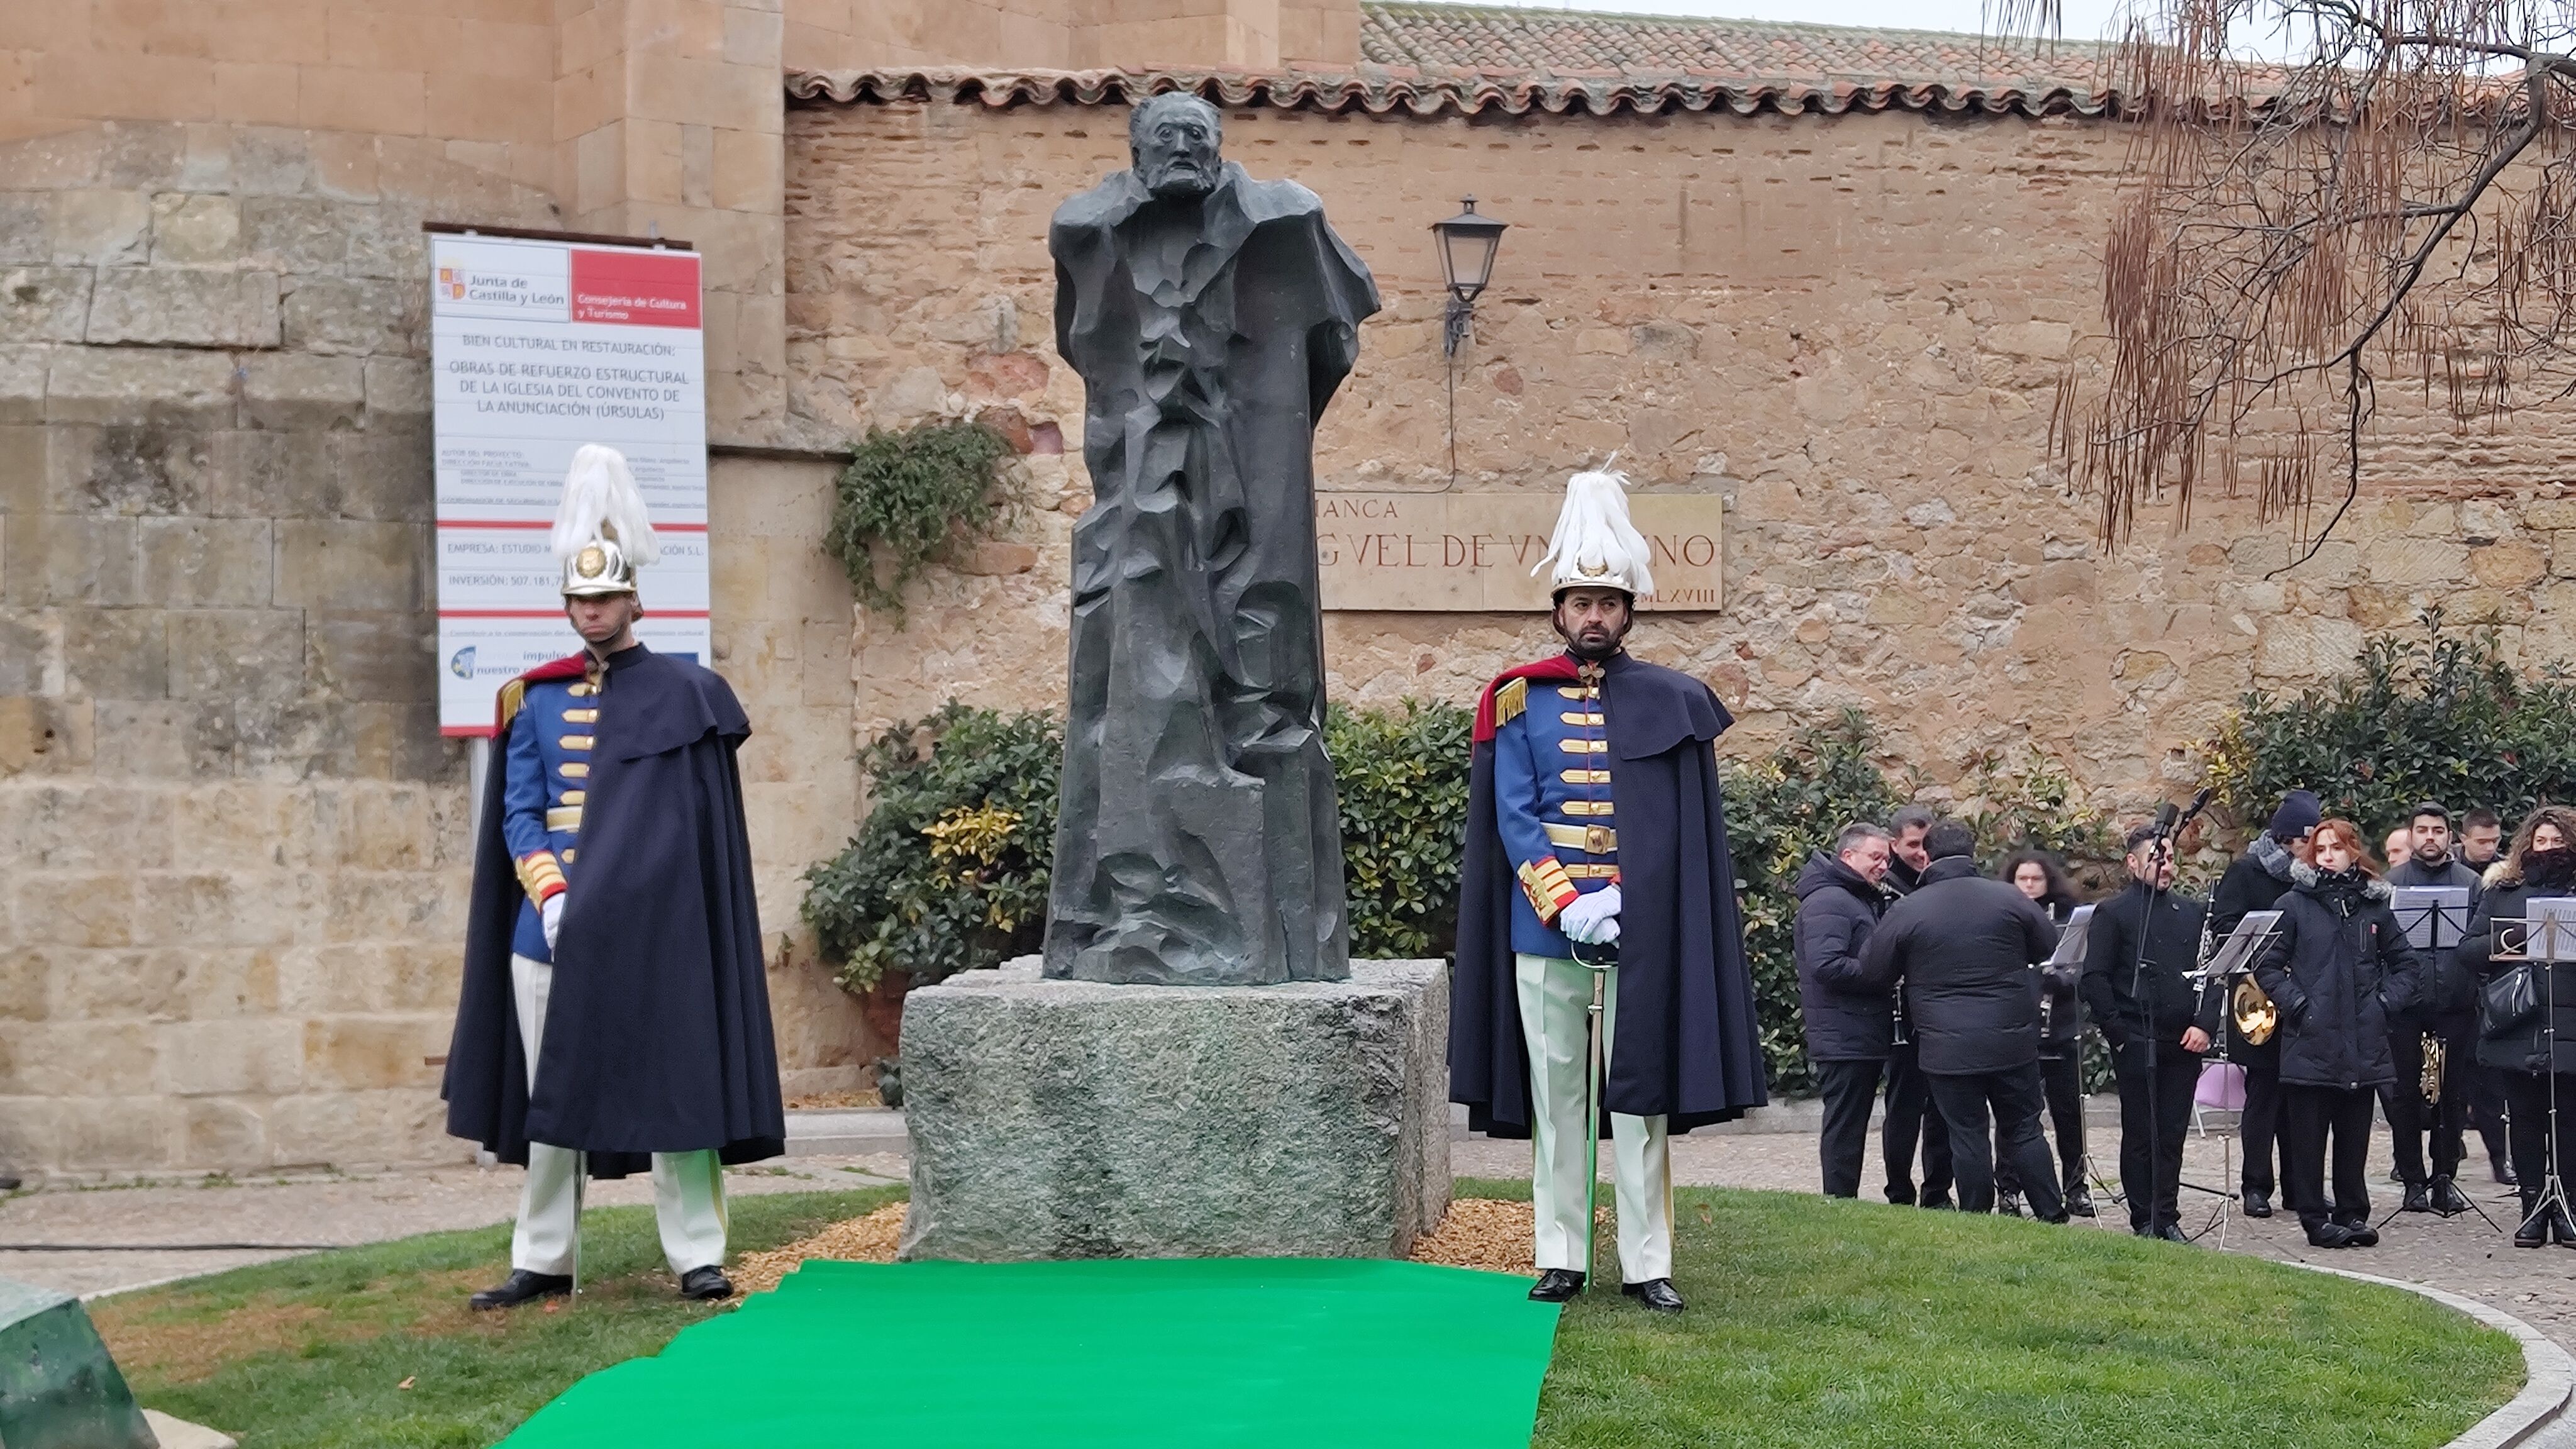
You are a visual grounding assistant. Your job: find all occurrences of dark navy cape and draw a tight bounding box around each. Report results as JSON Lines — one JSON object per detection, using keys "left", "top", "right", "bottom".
{"left": 441, "top": 643, "right": 786, "bottom": 1175}
{"left": 1450, "top": 650, "right": 1770, "bottom": 1136}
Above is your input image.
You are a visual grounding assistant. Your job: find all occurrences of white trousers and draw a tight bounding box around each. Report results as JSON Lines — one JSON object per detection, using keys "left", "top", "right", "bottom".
{"left": 509, "top": 953, "right": 728, "bottom": 1277}
{"left": 1516, "top": 952, "right": 1674, "bottom": 1282}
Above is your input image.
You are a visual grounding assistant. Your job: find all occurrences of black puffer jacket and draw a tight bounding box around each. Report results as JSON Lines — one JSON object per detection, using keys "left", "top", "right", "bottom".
{"left": 2458, "top": 861, "right": 2576, "bottom": 1075}
{"left": 2080, "top": 881, "right": 2221, "bottom": 1051}
{"left": 1794, "top": 852, "right": 1894, "bottom": 1063}
{"left": 1856, "top": 855, "right": 2058, "bottom": 1075}
{"left": 2252, "top": 864, "right": 2425, "bottom": 1091}
{"left": 2211, "top": 837, "right": 2297, "bottom": 1065}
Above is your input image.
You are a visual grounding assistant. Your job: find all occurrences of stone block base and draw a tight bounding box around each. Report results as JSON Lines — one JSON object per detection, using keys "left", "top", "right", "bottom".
{"left": 0, "top": 1278, "right": 154, "bottom": 1449}
{"left": 898, "top": 958, "right": 1451, "bottom": 1261}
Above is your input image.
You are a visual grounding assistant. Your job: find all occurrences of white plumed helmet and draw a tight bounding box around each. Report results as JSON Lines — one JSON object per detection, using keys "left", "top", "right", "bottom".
{"left": 1532, "top": 463, "right": 1653, "bottom": 599}
{"left": 552, "top": 444, "right": 658, "bottom": 597}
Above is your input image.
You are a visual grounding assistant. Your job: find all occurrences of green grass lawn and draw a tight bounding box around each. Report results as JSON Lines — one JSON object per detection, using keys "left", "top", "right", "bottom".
{"left": 1452, "top": 1180, "right": 2524, "bottom": 1449}
{"left": 94, "top": 1185, "right": 901, "bottom": 1449}
{"left": 93, "top": 1180, "right": 2518, "bottom": 1449}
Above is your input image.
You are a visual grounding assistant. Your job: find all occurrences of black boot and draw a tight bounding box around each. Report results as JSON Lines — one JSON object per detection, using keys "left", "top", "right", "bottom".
{"left": 2241, "top": 1189, "right": 2273, "bottom": 1218}
{"left": 470, "top": 1269, "right": 572, "bottom": 1310}
{"left": 2551, "top": 1201, "right": 2576, "bottom": 1247}
{"left": 2063, "top": 1183, "right": 2097, "bottom": 1218}
{"left": 2495, "top": 1153, "right": 2520, "bottom": 1187}
{"left": 2516, "top": 1192, "right": 2549, "bottom": 1248}
{"left": 2431, "top": 1177, "right": 2472, "bottom": 1214}
{"left": 2400, "top": 1182, "right": 2433, "bottom": 1213}
{"left": 1528, "top": 1269, "right": 1585, "bottom": 1302}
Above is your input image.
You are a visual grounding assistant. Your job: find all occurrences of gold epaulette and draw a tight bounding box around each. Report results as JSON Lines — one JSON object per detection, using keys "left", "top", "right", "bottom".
{"left": 1491, "top": 677, "right": 1528, "bottom": 731}
{"left": 497, "top": 678, "right": 528, "bottom": 729}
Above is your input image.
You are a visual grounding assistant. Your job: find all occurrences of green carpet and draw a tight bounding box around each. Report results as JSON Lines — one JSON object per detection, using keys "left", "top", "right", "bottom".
{"left": 499, "top": 1257, "right": 1561, "bottom": 1448}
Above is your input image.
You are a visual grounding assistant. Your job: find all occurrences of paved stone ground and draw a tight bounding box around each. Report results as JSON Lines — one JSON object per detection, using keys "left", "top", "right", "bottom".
{"left": 0, "top": 1155, "right": 906, "bottom": 1299}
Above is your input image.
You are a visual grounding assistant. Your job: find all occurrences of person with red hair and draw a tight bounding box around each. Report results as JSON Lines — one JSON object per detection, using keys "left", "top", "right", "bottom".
{"left": 2253, "top": 819, "right": 2427, "bottom": 1249}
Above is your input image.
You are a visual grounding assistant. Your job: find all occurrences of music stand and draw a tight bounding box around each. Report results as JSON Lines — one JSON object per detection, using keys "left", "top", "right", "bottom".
{"left": 2494, "top": 904, "right": 2576, "bottom": 1248}
{"left": 2182, "top": 911, "right": 2285, "bottom": 1246}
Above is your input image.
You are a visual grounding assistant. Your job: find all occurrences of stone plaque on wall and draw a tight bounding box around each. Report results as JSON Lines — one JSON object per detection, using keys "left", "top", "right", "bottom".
{"left": 1316, "top": 492, "right": 1723, "bottom": 611}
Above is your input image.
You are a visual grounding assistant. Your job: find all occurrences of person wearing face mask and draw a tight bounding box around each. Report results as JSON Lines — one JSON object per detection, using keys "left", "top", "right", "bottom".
{"left": 2459, "top": 806, "right": 2576, "bottom": 1247}
{"left": 2209, "top": 789, "right": 2320, "bottom": 1218}
{"left": 2384, "top": 802, "right": 2484, "bottom": 1213}
{"left": 1450, "top": 468, "right": 1768, "bottom": 1313}
{"left": 1997, "top": 850, "right": 2095, "bottom": 1219}
{"left": 2456, "top": 808, "right": 2516, "bottom": 1185}
{"left": 2253, "top": 819, "right": 2425, "bottom": 1249}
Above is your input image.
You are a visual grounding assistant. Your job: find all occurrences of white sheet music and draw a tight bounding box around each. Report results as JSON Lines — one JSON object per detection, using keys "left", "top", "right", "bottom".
{"left": 2205, "top": 911, "right": 2283, "bottom": 977}
{"left": 2044, "top": 905, "right": 2095, "bottom": 969}
{"left": 2391, "top": 886, "right": 2472, "bottom": 951}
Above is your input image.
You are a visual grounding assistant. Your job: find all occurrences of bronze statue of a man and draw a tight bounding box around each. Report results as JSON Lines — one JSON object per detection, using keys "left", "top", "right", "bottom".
{"left": 1042, "top": 92, "right": 1380, "bottom": 985}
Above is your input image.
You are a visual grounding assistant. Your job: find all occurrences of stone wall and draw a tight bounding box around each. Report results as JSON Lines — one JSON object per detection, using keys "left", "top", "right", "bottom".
{"left": 782, "top": 0, "right": 1361, "bottom": 73}
{"left": 0, "top": 1, "right": 866, "bottom": 1180}
{"left": 786, "top": 97, "right": 2576, "bottom": 812}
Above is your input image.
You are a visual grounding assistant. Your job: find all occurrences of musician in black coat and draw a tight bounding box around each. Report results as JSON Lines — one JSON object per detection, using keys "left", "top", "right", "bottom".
{"left": 2457, "top": 806, "right": 2576, "bottom": 1246}
{"left": 2253, "top": 819, "right": 2425, "bottom": 1250}
{"left": 2081, "top": 826, "right": 2220, "bottom": 1241}
{"left": 2208, "top": 789, "right": 2318, "bottom": 1217}
{"left": 1997, "top": 851, "right": 2092, "bottom": 1218}
{"left": 1794, "top": 824, "right": 1897, "bottom": 1199}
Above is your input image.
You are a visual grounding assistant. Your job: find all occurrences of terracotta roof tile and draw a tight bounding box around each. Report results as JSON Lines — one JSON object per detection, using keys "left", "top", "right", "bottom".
{"left": 788, "top": 0, "right": 2143, "bottom": 119}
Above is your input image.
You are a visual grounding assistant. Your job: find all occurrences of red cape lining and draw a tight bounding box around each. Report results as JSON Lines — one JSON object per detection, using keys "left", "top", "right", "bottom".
{"left": 1471, "top": 655, "right": 1584, "bottom": 743}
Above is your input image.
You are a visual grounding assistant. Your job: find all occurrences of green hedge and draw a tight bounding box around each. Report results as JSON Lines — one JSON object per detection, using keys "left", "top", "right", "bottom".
{"left": 2207, "top": 621, "right": 2576, "bottom": 833}
{"left": 801, "top": 699, "right": 2111, "bottom": 1092}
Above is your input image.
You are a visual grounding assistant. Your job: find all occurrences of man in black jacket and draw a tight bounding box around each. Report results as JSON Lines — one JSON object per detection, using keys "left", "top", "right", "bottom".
{"left": 1878, "top": 804, "right": 1953, "bottom": 1206}
{"left": 2384, "top": 801, "right": 2482, "bottom": 1213}
{"left": 1796, "top": 822, "right": 1897, "bottom": 1198}
{"left": 1857, "top": 821, "right": 2066, "bottom": 1219}
{"left": 2083, "top": 823, "right": 2219, "bottom": 1240}
{"left": 2209, "top": 789, "right": 2318, "bottom": 1217}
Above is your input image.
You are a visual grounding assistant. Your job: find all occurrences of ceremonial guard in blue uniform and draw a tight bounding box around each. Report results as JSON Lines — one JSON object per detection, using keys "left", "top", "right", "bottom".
{"left": 1450, "top": 470, "right": 1768, "bottom": 1313}
{"left": 444, "top": 445, "right": 785, "bottom": 1309}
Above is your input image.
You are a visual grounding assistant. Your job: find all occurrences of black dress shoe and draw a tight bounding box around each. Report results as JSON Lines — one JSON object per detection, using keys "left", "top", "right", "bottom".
{"left": 1996, "top": 1191, "right": 2024, "bottom": 1218}
{"left": 2063, "top": 1185, "right": 2097, "bottom": 1218}
{"left": 2341, "top": 1221, "right": 2380, "bottom": 1248}
{"left": 1621, "top": 1278, "right": 1685, "bottom": 1313}
{"left": 1528, "top": 1269, "right": 1585, "bottom": 1302}
{"left": 470, "top": 1269, "right": 572, "bottom": 1310}
{"left": 2242, "top": 1189, "right": 2273, "bottom": 1218}
{"left": 2516, "top": 1197, "right": 2550, "bottom": 1248}
{"left": 678, "top": 1266, "right": 733, "bottom": 1301}
{"left": 2551, "top": 1203, "right": 2576, "bottom": 1247}
{"left": 2156, "top": 1223, "right": 2191, "bottom": 1244}
{"left": 1919, "top": 1195, "right": 1955, "bottom": 1211}
{"left": 2495, "top": 1156, "right": 2520, "bottom": 1187}
{"left": 2303, "top": 1221, "right": 2354, "bottom": 1249}
{"left": 2431, "top": 1177, "right": 2472, "bottom": 1214}
{"left": 2401, "top": 1184, "right": 2432, "bottom": 1213}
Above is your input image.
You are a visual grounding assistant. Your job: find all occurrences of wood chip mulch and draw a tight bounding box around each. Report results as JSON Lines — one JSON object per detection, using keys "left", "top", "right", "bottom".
{"left": 1408, "top": 1197, "right": 1606, "bottom": 1276}
{"left": 731, "top": 1202, "right": 907, "bottom": 1294}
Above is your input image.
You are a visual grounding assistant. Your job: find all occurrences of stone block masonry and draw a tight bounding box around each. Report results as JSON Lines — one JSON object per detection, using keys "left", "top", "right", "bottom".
{"left": 899, "top": 958, "right": 1452, "bottom": 1261}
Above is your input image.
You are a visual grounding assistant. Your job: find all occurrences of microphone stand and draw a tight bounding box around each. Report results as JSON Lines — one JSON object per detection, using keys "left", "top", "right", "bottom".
{"left": 2132, "top": 792, "right": 2214, "bottom": 1243}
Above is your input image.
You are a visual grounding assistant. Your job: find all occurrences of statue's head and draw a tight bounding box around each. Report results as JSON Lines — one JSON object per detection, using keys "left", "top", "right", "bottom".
{"left": 1129, "top": 92, "right": 1223, "bottom": 201}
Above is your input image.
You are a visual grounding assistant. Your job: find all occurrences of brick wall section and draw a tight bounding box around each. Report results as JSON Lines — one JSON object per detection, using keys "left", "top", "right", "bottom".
{"left": 786, "top": 99, "right": 2576, "bottom": 809}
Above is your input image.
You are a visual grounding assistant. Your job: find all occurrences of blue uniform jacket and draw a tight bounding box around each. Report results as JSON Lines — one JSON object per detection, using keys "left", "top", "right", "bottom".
{"left": 499, "top": 670, "right": 602, "bottom": 962}
{"left": 1491, "top": 675, "right": 1620, "bottom": 957}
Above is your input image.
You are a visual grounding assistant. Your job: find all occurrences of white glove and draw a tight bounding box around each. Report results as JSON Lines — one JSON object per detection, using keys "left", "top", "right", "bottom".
{"left": 541, "top": 893, "right": 564, "bottom": 951}
{"left": 1559, "top": 884, "right": 1621, "bottom": 946}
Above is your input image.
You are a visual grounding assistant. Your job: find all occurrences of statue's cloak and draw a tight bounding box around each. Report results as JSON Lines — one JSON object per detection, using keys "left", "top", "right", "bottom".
{"left": 1042, "top": 162, "right": 1380, "bottom": 985}
{"left": 1450, "top": 652, "right": 1771, "bottom": 1136}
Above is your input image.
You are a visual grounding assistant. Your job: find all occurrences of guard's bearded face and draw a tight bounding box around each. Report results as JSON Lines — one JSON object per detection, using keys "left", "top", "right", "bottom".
{"left": 1553, "top": 587, "right": 1633, "bottom": 659}
{"left": 1136, "top": 113, "right": 1221, "bottom": 199}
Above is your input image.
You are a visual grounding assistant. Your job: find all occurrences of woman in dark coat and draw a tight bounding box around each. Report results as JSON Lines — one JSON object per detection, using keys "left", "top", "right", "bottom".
{"left": 2253, "top": 819, "right": 2425, "bottom": 1250}
{"left": 2459, "top": 806, "right": 2576, "bottom": 1247}
{"left": 1997, "top": 850, "right": 2094, "bottom": 1218}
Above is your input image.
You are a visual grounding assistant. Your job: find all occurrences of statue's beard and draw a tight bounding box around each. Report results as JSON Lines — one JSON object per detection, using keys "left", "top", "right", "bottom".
{"left": 1141, "top": 156, "right": 1218, "bottom": 199}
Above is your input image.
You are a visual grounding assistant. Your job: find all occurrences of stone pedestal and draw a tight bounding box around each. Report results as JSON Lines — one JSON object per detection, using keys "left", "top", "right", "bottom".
{"left": 898, "top": 958, "right": 1450, "bottom": 1261}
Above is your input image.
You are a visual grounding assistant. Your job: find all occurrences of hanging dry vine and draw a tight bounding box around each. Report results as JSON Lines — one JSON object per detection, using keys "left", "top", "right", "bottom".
{"left": 2039, "top": 0, "right": 2576, "bottom": 566}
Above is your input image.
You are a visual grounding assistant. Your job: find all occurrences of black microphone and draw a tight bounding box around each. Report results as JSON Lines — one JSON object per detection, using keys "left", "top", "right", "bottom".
{"left": 2153, "top": 801, "right": 2179, "bottom": 839}
{"left": 2177, "top": 786, "right": 2217, "bottom": 830}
